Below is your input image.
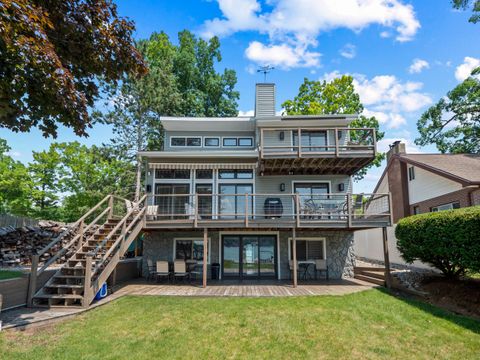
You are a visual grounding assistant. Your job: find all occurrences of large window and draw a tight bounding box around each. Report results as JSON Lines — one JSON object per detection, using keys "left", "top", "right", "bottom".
{"left": 155, "top": 169, "right": 190, "bottom": 179}
{"left": 431, "top": 202, "right": 460, "bottom": 212}
{"left": 174, "top": 239, "right": 210, "bottom": 263}
{"left": 289, "top": 239, "right": 326, "bottom": 261}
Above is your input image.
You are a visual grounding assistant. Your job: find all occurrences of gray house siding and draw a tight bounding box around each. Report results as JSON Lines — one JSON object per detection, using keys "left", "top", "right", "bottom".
{"left": 142, "top": 229, "right": 355, "bottom": 280}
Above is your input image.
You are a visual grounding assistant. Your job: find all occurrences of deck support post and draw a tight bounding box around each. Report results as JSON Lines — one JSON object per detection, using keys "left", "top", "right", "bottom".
{"left": 27, "top": 254, "right": 39, "bottom": 307}
{"left": 203, "top": 228, "right": 208, "bottom": 288}
{"left": 382, "top": 227, "right": 392, "bottom": 289}
{"left": 292, "top": 228, "right": 298, "bottom": 288}
{"left": 83, "top": 254, "right": 93, "bottom": 308}
{"left": 108, "top": 195, "right": 114, "bottom": 219}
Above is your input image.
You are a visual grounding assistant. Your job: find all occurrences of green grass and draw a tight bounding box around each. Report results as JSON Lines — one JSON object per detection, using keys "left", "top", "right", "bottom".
{"left": 1, "top": 289, "right": 479, "bottom": 359}
{"left": 0, "top": 269, "right": 23, "bottom": 280}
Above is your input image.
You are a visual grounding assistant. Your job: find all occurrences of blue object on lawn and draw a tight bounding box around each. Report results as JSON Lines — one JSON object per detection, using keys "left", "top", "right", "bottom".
{"left": 94, "top": 283, "right": 108, "bottom": 300}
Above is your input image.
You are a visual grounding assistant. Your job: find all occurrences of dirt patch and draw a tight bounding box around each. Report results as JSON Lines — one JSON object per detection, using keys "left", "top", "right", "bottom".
{"left": 416, "top": 275, "right": 480, "bottom": 320}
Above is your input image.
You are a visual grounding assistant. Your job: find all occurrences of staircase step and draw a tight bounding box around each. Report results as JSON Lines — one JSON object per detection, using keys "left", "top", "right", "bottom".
{"left": 54, "top": 275, "right": 85, "bottom": 279}
{"left": 354, "top": 274, "right": 385, "bottom": 286}
{"left": 360, "top": 270, "right": 385, "bottom": 280}
{"left": 46, "top": 284, "right": 84, "bottom": 289}
{"left": 354, "top": 266, "right": 386, "bottom": 272}
{"left": 34, "top": 293, "right": 83, "bottom": 300}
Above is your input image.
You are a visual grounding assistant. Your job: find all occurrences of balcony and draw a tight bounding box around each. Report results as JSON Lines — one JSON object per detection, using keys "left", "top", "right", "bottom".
{"left": 144, "top": 192, "right": 392, "bottom": 230}
{"left": 258, "top": 127, "right": 377, "bottom": 175}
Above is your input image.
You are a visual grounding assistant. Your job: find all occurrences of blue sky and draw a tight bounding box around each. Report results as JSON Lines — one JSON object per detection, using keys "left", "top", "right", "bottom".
{"left": 2, "top": 0, "right": 480, "bottom": 192}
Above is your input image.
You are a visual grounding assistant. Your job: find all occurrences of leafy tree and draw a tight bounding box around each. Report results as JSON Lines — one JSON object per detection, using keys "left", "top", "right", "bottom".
{"left": 452, "top": 0, "right": 480, "bottom": 23}
{"left": 98, "top": 30, "right": 239, "bottom": 199}
{"left": 29, "top": 147, "right": 62, "bottom": 219}
{"left": 282, "top": 76, "right": 385, "bottom": 180}
{"left": 415, "top": 70, "right": 480, "bottom": 153}
{"left": 0, "top": 138, "right": 32, "bottom": 215}
{"left": 0, "top": 0, "right": 146, "bottom": 137}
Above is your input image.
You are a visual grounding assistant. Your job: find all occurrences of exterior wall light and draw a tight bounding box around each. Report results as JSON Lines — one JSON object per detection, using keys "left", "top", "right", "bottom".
{"left": 279, "top": 131, "right": 285, "bottom": 141}
{"left": 338, "top": 183, "right": 345, "bottom": 192}
{"left": 280, "top": 183, "right": 286, "bottom": 192}
{"left": 146, "top": 184, "right": 152, "bottom": 193}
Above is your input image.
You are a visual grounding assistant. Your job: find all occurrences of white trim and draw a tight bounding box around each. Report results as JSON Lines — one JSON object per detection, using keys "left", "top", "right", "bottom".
{"left": 291, "top": 180, "right": 332, "bottom": 194}
{"left": 221, "top": 136, "right": 255, "bottom": 149}
{"left": 287, "top": 237, "right": 327, "bottom": 261}
{"left": 203, "top": 136, "right": 220, "bottom": 147}
{"left": 218, "top": 231, "right": 281, "bottom": 280}
{"left": 173, "top": 237, "right": 211, "bottom": 264}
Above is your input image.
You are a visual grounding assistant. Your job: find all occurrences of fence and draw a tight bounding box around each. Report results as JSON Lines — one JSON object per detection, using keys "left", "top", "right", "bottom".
{"left": 0, "top": 214, "right": 39, "bottom": 228}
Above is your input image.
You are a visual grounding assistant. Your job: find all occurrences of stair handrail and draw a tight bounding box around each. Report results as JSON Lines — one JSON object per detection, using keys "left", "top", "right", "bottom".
{"left": 36, "top": 206, "right": 112, "bottom": 276}
{"left": 91, "top": 205, "right": 146, "bottom": 277}
{"left": 89, "top": 194, "right": 146, "bottom": 259}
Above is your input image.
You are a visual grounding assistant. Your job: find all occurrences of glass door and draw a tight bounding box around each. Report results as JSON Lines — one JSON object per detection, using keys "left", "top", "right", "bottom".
{"left": 219, "top": 184, "right": 253, "bottom": 219}
{"left": 242, "top": 237, "right": 259, "bottom": 278}
{"left": 196, "top": 184, "right": 212, "bottom": 219}
{"left": 223, "top": 236, "right": 240, "bottom": 277}
{"left": 154, "top": 184, "right": 190, "bottom": 219}
{"left": 294, "top": 183, "right": 330, "bottom": 219}
{"left": 293, "top": 130, "right": 328, "bottom": 152}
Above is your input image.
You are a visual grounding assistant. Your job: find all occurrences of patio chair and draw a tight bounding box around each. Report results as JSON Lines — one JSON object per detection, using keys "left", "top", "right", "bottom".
{"left": 146, "top": 258, "right": 156, "bottom": 281}
{"left": 289, "top": 260, "right": 308, "bottom": 280}
{"left": 146, "top": 205, "right": 158, "bottom": 220}
{"left": 314, "top": 259, "right": 329, "bottom": 280}
{"left": 156, "top": 261, "right": 170, "bottom": 283}
{"left": 173, "top": 260, "right": 190, "bottom": 283}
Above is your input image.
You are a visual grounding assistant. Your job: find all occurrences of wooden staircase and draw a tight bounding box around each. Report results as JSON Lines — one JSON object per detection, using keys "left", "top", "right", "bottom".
{"left": 29, "top": 195, "right": 146, "bottom": 308}
{"left": 353, "top": 266, "right": 386, "bottom": 286}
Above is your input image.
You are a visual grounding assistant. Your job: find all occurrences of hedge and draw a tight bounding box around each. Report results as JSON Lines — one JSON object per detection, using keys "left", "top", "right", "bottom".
{"left": 395, "top": 206, "right": 480, "bottom": 277}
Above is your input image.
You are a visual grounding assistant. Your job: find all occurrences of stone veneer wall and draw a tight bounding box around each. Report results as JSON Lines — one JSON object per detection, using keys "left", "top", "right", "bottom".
{"left": 143, "top": 230, "right": 355, "bottom": 280}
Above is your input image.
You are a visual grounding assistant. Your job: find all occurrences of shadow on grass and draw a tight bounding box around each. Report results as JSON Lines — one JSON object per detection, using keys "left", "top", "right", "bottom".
{"left": 379, "top": 287, "right": 480, "bottom": 334}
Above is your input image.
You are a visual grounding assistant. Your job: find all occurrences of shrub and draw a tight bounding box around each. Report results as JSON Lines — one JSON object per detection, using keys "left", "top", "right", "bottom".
{"left": 395, "top": 206, "right": 480, "bottom": 278}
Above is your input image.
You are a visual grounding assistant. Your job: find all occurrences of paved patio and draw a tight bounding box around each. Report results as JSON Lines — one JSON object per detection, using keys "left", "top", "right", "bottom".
{"left": 1, "top": 278, "right": 376, "bottom": 330}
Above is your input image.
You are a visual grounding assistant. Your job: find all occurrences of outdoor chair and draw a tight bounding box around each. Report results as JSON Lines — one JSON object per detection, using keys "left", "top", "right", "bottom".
{"left": 156, "top": 261, "right": 170, "bottom": 283}
{"left": 173, "top": 260, "right": 190, "bottom": 283}
{"left": 146, "top": 205, "right": 158, "bottom": 221}
{"left": 146, "top": 258, "right": 156, "bottom": 281}
{"left": 314, "top": 259, "right": 329, "bottom": 280}
{"left": 289, "top": 260, "right": 308, "bottom": 280}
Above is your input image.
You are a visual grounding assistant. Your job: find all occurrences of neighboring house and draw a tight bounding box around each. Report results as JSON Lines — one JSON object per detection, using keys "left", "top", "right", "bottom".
{"left": 138, "top": 83, "right": 392, "bottom": 282}
{"left": 355, "top": 141, "right": 480, "bottom": 268}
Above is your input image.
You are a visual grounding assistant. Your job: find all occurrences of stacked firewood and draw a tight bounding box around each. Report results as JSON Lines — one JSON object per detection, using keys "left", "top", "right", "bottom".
{"left": 0, "top": 221, "right": 78, "bottom": 267}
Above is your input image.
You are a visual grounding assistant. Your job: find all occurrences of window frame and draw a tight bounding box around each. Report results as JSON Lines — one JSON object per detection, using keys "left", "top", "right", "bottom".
{"left": 173, "top": 238, "right": 211, "bottom": 264}
{"left": 287, "top": 237, "right": 327, "bottom": 261}
{"left": 238, "top": 137, "right": 253, "bottom": 147}
{"left": 204, "top": 137, "right": 220, "bottom": 147}
{"left": 170, "top": 136, "right": 203, "bottom": 148}
{"left": 431, "top": 202, "right": 460, "bottom": 212}
{"left": 222, "top": 137, "right": 238, "bottom": 147}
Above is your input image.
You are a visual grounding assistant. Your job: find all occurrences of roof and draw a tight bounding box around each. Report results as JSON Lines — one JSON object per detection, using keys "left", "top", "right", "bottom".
{"left": 373, "top": 153, "right": 480, "bottom": 193}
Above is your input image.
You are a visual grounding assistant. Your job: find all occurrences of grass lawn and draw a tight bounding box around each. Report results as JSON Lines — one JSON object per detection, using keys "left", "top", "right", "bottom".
{"left": 0, "top": 269, "right": 24, "bottom": 280}
{"left": 1, "top": 289, "right": 479, "bottom": 359}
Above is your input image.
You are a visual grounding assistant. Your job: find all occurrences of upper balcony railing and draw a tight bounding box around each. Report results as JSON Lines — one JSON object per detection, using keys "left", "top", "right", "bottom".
{"left": 259, "top": 127, "right": 376, "bottom": 159}
{"left": 144, "top": 192, "right": 392, "bottom": 229}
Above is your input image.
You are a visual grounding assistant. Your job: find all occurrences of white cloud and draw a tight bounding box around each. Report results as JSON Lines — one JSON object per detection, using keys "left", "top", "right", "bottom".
{"left": 201, "top": 0, "right": 420, "bottom": 69}
{"left": 5, "top": 150, "right": 22, "bottom": 158}
{"left": 321, "top": 70, "right": 432, "bottom": 129}
{"left": 245, "top": 41, "right": 321, "bottom": 69}
{"left": 340, "top": 44, "right": 356, "bottom": 59}
{"left": 455, "top": 56, "right": 480, "bottom": 81}
{"left": 408, "top": 58, "right": 429, "bottom": 74}
{"left": 238, "top": 109, "right": 254, "bottom": 116}
{"left": 380, "top": 31, "right": 391, "bottom": 38}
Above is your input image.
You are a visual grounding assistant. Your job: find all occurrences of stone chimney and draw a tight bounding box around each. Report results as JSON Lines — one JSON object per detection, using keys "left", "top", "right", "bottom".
{"left": 386, "top": 141, "right": 406, "bottom": 162}
{"left": 255, "top": 83, "right": 276, "bottom": 117}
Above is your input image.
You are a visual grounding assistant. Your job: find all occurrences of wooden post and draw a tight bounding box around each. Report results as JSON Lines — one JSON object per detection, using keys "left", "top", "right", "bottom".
{"left": 382, "top": 227, "right": 392, "bottom": 289}
{"left": 372, "top": 128, "right": 377, "bottom": 157}
{"left": 295, "top": 193, "right": 301, "bottom": 227}
{"left": 347, "top": 193, "right": 352, "bottom": 228}
{"left": 292, "top": 228, "right": 298, "bottom": 288}
{"left": 245, "top": 193, "right": 249, "bottom": 227}
{"left": 27, "top": 255, "right": 39, "bottom": 307}
{"left": 203, "top": 228, "right": 208, "bottom": 288}
{"left": 194, "top": 193, "right": 198, "bottom": 228}
{"left": 77, "top": 220, "right": 84, "bottom": 251}
{"left": 388, "top": 192, "right": 394, "bottom": 225}
{"left": 334, "top": 128, "right": 339, "bottom": 157}
{"left": 108, "top": 195, "right": 114, "bottom": 219}
{"left": 83, "top": 254, "right": 93, "bottom": 308}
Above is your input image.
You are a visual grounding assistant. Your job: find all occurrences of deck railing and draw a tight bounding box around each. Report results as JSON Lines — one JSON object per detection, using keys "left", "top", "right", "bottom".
{"left": 145, "top": 192, "right": 392, "bottom": 228}
{"left": 259, "top": 127, "right": 377, "bottom": 158}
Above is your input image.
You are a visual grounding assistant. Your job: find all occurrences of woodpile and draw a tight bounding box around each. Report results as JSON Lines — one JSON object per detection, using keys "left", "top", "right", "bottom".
{"left": 0, "top": 221, "right": 89, "bottom": 267}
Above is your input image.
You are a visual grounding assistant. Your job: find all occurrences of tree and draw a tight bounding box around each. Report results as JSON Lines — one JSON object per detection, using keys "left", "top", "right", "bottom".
{"left": 415, "top": 70, "right": 480, "bottom": 153}
{"left": 282, "top": 76, "right": 385, "bottom": 180}
{"left": 0, "top": 0, "right": 146, "bottom": 137}
{"left": 29, "top": 147, "right": 62, "bottom": 219}
{"left": 98, "top": 30, "right": 239, "bottom": 200}
{"left": 0, "top": 138, "right": 32, "bottom": 215}
{"left": 452, "top": 0, "right": 480, "bottom": 23}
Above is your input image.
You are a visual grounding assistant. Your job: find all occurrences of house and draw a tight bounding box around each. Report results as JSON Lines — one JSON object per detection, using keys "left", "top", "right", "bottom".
{"left": 354, "top": 141, "right": 480, "bottom": 267}
{"left": 374, "top": 141, "right": 480, "bottom": 221}
{"left": 137, "top": 83, "right": 392, "bottom": 284}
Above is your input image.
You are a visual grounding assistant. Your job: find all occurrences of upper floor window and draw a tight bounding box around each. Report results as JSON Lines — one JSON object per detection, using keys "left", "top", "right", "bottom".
{"left": 238, "top": 138, "right": 253, "bottom": 146}
{"left": 222, "top": 137, "right": 254, "bottom": 147}
{"left": 196, "top": 169, "right": 213, "bottom": 179}
{"left": 170, "top": 136, "right": 201, "bottom": 147}
{"left": 223, "top": 138, "right": 237, "bottom": 147}
{"left": 204, "top": 137, "right": 220, "bottom": 147}
{"left": 408, "top": 166, "right": 415, "bottom": 181}
{"left": 155, "top": 169, "right": 190, "bottom": 179}
{"left": 431, "top": 202, "right": 460, "bottom": 212}
{"left": 218, "top": 169, "right": 253, "bottom": 179}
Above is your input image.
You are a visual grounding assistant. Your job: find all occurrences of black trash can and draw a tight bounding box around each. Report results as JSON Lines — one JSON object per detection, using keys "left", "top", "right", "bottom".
{"left": 211, "top": 263, "right": 220, "bottom": 280}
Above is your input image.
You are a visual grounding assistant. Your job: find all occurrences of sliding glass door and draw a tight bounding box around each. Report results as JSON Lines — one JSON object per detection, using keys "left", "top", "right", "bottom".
{"left": 219, "top": 184, "right": 253, "bottom": 219}
{"left": 222, "top": 235, "right": 277, "bottom": 279}
{"left": 293, "top": 130, "right": 328, "bottom": 152}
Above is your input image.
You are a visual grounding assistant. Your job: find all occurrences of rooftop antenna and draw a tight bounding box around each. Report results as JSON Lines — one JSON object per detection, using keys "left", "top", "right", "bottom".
{"left": 257, "top": 65, "right": 275, "bottom": 82}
